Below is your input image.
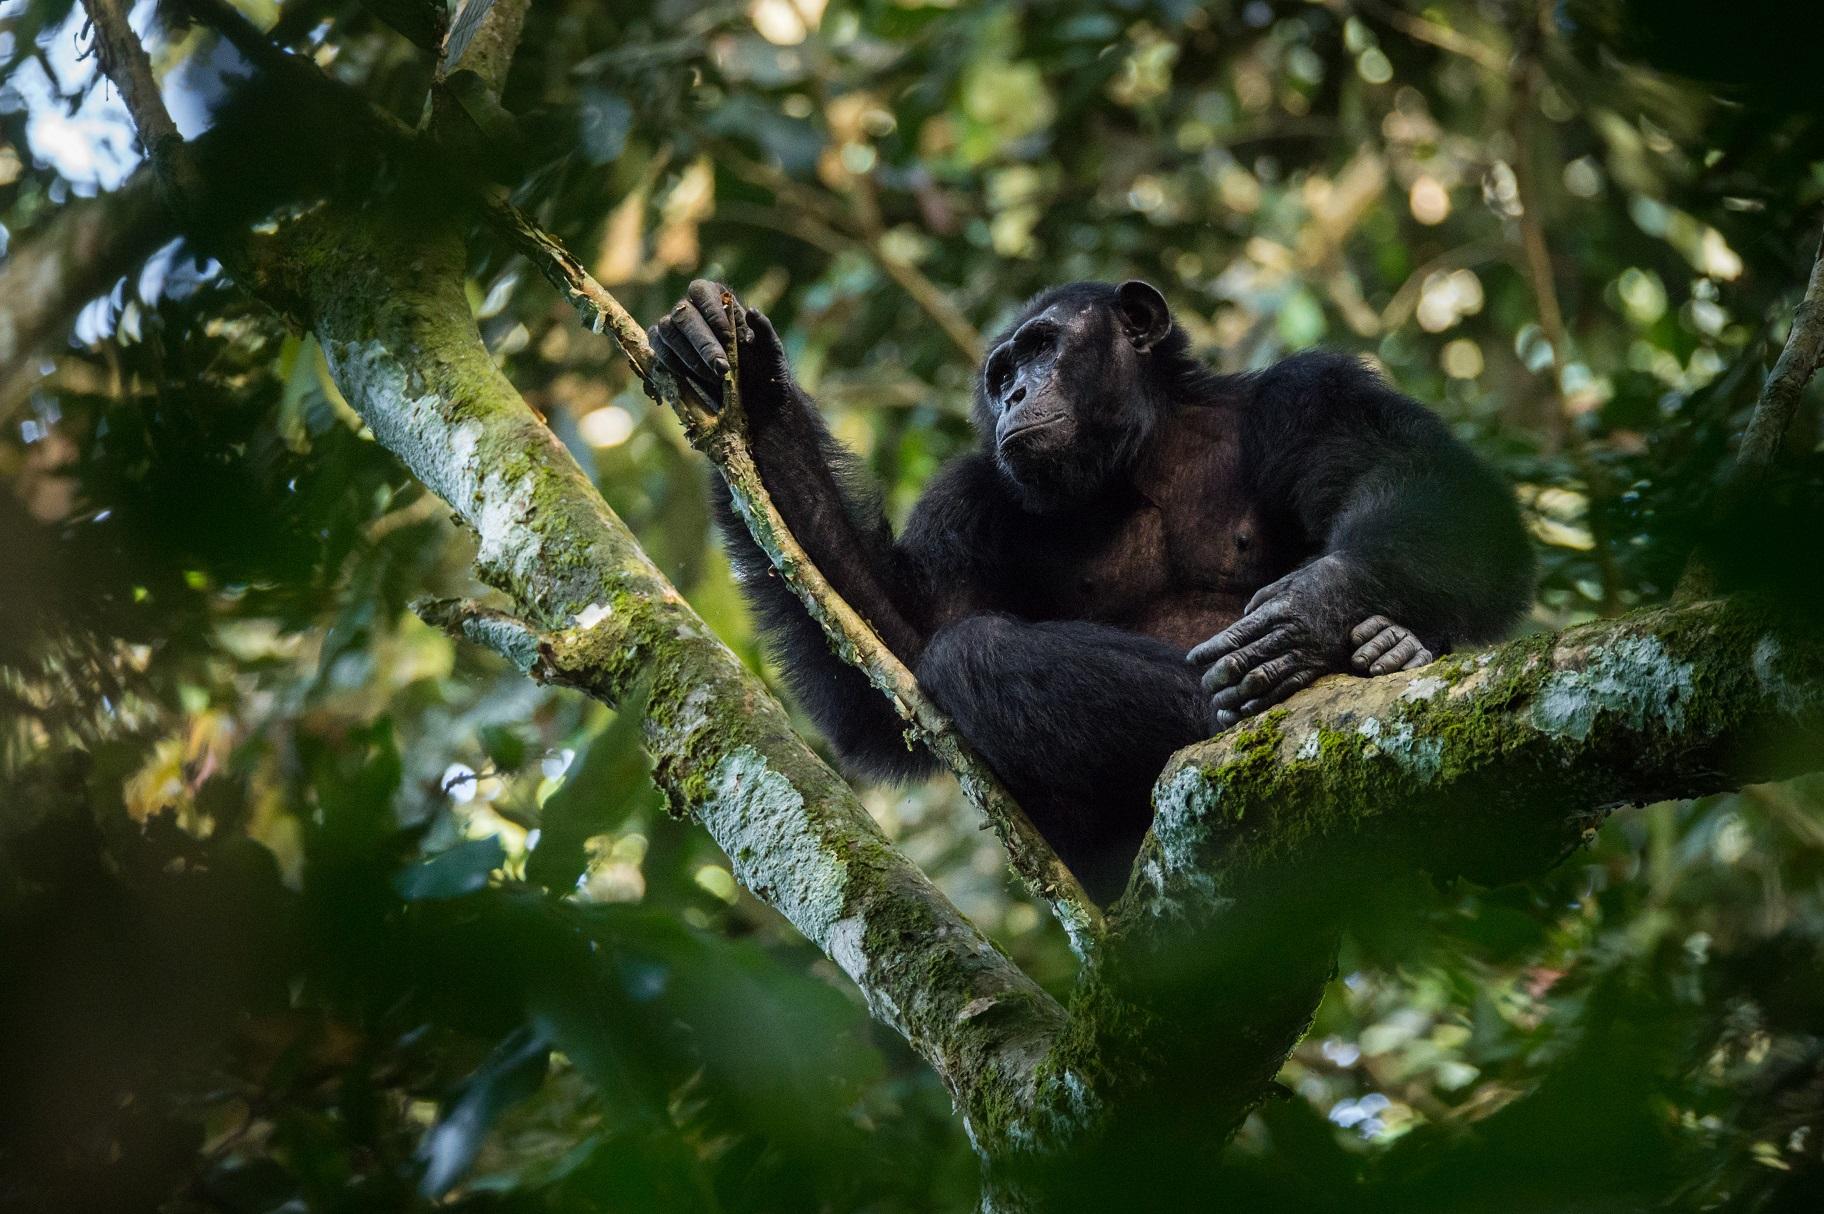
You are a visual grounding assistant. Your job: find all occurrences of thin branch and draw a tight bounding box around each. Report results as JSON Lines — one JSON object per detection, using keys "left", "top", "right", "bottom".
{"left": 1738, "top": 221, "right": 1824, "bottom": 471}
{"left": 79, "top": 0, "right": 202, "bottom": 213}
{"left": 717, "top": 295, "right": 1101, "bottom": 946}
{"left": 414, "top": 598, "right": 550, "bottom": 677}
{"left": 867, "top": 232, "right": 987, "bottom": 365}
{"left": 483, "top": 203, "right": 1104, "bottom": 948}
{"left": 82, "top": 0, "right": 176, "bottom": 145}
{"left": 1507, "top": 20, "right": 1623, "bottom": 615}
{"left": 708, "top": 137, "right": 986, "bottom": 364}
{"left": 1376, "top": 237, "right": 1501, "bottom": 332}
{"left": 485, "top": 197, "right": 658, "bottom": 376}
{"left": 1353, "top": 0, "right": 1510, "bottom": 73}
{"left": 1509, "top": 79, "right": 1574, "bottom": 451}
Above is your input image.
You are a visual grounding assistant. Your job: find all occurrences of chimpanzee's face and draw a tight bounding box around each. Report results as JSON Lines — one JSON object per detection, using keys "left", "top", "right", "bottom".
{"left": 977, "top": 281, "right": 1175, "bottom": 507}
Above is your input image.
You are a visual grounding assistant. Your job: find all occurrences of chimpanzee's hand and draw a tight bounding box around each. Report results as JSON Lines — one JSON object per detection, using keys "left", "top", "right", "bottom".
{"left": 1187, "top": 554, "right": 1368, "bottom": 731}
{"left": 1348, "top": 615, "right": 1435, "bottom": 675}
{"left": 647, "top": 279, "right": 791, "bottom": 416}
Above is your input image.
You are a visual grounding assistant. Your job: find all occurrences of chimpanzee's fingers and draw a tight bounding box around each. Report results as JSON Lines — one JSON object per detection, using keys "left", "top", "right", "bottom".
{"left": 1186, "top": 602, "right": 1290, "bottom": 667}
{"left": 1210, "top": 649, "right": 1304, "bottom": 711}
{"left": 648, "top": 324, "right": 692, "bottom": 398}
{"left": 1199, "top": 626, "right": 1293, "bottom": 694}
{"left": 649, "top": 323, "right": 715, "bottom": 412}
{"left": 670, "top": 299, "right": 729, "bottom": 379}
{"left": 1212, "top": 708, "right": 1241, "bottom": 731}
{"left": 1369, "top": 633, "right": 1425, "bottom": 675}
{"left": 654, "top": 317, "right": 719, "bottom": 398}
{"left": 1235, "top": 667, "right": 1321, "bottom": 718}
{"left": 1400, "top": 646, "right": 1435, "bottom": 671}
{"left": 686, "top": 279, "right": 739, "bottom": 341}
{"left": 1351, "top": 625, "right": 1405, "bottom": 671}
{"left": 1351, "top": 615, "right": 1394, "bottom": 647}
{"left": 1208, "top": 683, "right": 1247, "bottom": 714}
{"left": 1234, "top": 651, "right": 1306, "bottom": 700}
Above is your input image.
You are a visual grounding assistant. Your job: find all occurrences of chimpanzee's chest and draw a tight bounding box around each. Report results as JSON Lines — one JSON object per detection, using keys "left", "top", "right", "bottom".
{"left": 1006, "top": 408, "right": 1296, "bottom": 648}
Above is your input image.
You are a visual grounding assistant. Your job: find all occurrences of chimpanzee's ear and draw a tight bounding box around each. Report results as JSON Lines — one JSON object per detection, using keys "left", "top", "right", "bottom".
{"left": 1116, "top": 280, "right": 1172, "bottom": 353}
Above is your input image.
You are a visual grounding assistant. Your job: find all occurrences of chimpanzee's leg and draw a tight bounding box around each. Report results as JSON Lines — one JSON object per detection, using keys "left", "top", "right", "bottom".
{"left": 915, "top": 614, "right": 1208, "bottom": 902}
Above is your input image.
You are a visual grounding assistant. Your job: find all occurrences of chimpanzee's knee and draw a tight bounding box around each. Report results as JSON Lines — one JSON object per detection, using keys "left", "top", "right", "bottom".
{"left": 915, "top": 615, "right": 1044, "bottom": 745}
{"left": 918, "top": 613, "right": 1014, "bottom": 693}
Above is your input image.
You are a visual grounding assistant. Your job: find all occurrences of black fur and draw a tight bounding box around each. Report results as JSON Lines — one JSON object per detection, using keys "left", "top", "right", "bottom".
{"left": 652, "top": 280, "right": 1533, "bottom": 900}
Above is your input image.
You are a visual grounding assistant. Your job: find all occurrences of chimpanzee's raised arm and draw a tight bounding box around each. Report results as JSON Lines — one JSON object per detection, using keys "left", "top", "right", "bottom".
{"left": 650, "top": 281, "right": 941, "bottom": 780}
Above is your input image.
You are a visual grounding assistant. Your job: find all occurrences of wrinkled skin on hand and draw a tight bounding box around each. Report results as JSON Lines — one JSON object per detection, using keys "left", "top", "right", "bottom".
{"left": 1348, "top": 616, "right": 1434, "bottom": 676}
{"left": 1187, "top": 555, "right": 1436, "bottom": 730}
{"left": 647, "top": 279, "right": 791, "bottom": 417}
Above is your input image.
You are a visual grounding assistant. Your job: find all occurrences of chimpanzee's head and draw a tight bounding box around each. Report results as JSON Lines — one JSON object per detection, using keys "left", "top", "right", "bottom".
{"left": 975, "top": 280, "right": 1189, "bottom": 509}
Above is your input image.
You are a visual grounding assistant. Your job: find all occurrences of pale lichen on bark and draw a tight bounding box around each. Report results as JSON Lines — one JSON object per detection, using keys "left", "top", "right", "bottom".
{"left": 1529, "top": 633, "right": 1696, "bottom": 741}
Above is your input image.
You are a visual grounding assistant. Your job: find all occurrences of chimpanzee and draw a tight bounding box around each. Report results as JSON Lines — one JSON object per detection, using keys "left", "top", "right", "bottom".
{"left": 651, "top": 279, "right": 1533, "bottom": 899}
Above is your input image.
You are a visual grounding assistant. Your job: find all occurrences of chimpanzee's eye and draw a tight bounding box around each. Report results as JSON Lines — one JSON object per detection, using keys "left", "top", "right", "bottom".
{"left": 984, "top": 348, "right": 1015, "bottom": 401}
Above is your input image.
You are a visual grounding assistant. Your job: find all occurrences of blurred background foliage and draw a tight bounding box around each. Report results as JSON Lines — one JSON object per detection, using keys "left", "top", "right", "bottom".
{"left": 2, "top": 0, "right": 1823, "bottom": 1209}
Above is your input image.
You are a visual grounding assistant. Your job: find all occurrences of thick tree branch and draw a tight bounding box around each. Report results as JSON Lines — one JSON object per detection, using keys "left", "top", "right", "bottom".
{"left": 1136, "top": 599, "right": 1822, "bottom": 915}
{"left": 269, "top": 205, "right": 1064, "bottom": 1151}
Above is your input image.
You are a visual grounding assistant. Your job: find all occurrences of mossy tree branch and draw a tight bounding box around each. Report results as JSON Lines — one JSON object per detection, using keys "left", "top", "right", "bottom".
{"left": 282, "top": 206, "right": 1064, "bottom": 1154}
{"left": 1136, "top": 598, "right": 1823, "bottom": 914}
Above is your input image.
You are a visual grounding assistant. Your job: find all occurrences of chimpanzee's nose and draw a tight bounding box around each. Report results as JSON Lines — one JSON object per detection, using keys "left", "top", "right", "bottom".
{"left": 1008, "top": 385, "right": 1027, "bottom": 405}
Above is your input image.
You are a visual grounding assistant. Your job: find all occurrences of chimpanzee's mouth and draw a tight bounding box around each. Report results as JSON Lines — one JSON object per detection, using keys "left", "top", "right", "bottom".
{"left": 998, "top": 415, "right": 1068, "bottom": 448}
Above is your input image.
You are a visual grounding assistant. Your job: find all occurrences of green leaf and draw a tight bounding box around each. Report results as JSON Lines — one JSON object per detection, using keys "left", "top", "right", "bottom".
{"left": 394, "top": 836, "right": 506, "bottom": 901}
{"left": 478, "top": 723, "right": 528, "bottom": 773}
